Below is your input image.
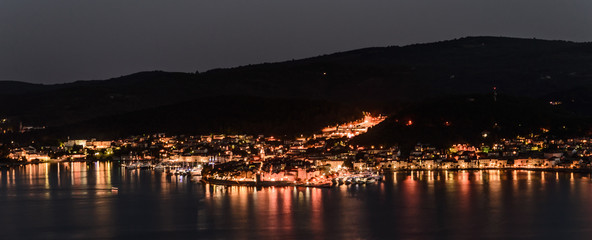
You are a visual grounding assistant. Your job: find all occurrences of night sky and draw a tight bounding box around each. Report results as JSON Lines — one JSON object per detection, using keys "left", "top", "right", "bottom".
{"left": 2, "top": 0, "right": 591, "bottom": 84}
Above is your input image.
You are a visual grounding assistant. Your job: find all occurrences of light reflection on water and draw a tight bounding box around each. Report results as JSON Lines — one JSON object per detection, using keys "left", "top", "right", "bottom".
{"left": 197, "top": 170, "right": 592, "bottom": 239}
{"left": 1, "top": 164, "right": 592, "bottom": 239}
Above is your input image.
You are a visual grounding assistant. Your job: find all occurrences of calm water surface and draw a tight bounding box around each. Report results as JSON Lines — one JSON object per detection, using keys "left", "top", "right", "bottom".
{"left": 1, "top": 162, "right": 592, "bottom": 239}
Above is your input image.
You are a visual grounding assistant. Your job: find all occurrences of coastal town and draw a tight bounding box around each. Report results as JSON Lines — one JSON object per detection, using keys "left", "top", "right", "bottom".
{"left": 2, "top": 113, "right": 592, "bottom": 187}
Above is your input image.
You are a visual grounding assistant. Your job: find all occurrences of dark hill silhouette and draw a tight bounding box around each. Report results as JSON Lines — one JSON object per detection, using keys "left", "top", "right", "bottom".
{"left": 19, "top": 96, "right": 362, "bottom": 140}
{"left": 0, "top": 71, "right": 199, "bottom": 126}
{"left": 199, "top": 36, "right": 592, "bottom": 104}
{"left": 1, "top": 36, "right": 592, "bottom": 140}
{"left": 0, "top": 81, "right": 48, "bottom": 95}
{"left": 541, "top": 84, "right": 592, "bottom": 116}
{"left": 352, "top": 94, "right": 592, "bottom": 152}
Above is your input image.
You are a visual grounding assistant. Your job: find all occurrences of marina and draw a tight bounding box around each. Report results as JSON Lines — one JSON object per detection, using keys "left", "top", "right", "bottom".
{"left": 2, "top": 162, "right": 592, "bottom": 239}
{"left": 2, "top": 2, "right": 591, "bottom": 238}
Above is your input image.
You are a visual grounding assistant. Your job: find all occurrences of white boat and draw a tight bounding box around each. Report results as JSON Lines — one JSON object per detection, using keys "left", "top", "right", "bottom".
{"left": 358, "top": 177, "right": 367, "bottom": 184}
{"left": 345, "top": 177, "right": 352, "bottom": 184}
{"left": 190, "top": 167, "right": 202, "bottom": 176}
{"left": 138, "top": 162, "right": 151, "bottom": 169}
{"left": 154, "top": 164, "right": 166, "bottom": 171}
{"left": 125, "top": 162, "right": 139, "bottom": 169}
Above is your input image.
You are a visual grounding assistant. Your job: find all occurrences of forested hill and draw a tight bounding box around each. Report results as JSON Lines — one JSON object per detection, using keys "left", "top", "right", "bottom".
{"left": 1, "top": 36, "right": 592, "bottom": 140}
{"left": 352, "top": 94, "right": 592, "bottom": 151}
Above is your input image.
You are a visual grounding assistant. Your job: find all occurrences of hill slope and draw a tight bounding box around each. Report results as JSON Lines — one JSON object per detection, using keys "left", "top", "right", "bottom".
{"left": 2, "top": 36, "right": 592, "bottom": 139}
{"left": 352, "top": 95, "right": 592, "bottom": 150}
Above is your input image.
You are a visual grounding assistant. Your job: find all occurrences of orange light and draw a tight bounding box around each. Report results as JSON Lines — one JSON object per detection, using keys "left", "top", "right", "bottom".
{"left": 406, "top": 120, "right": 413, "bottom": 126}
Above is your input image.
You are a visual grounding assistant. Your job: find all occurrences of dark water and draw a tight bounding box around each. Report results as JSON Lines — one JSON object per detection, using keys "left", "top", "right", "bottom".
{"left": 1, "top": 163, "right": 592, "bottom": 239}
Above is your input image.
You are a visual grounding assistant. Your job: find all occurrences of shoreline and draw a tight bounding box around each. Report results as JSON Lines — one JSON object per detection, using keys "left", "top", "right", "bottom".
{"left": 2, "top": 160, "right": 591, "bottom": 173}
{"left": 202, "top": 168, "right": 592, "bottom": 188}
{"left": 201, "top": 177, "right": 295, "bottom": 187}
{"left": 383, "top": 167, "right": 592, "bottom": 174}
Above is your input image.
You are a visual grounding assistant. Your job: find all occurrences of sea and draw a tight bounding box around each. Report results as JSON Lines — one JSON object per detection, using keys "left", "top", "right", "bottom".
{"left": 1, "top": 162, "right": 592, "bottom": 239}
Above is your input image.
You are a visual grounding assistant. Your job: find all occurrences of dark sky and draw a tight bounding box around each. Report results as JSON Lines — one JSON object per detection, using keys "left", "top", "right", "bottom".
{"left": 2, "top": 1, "right": 591, "bottom": 84}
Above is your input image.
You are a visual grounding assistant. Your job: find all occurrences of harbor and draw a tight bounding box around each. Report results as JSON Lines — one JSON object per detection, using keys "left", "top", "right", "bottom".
{"left": 3, "top": 162, "right": 592, "bottom": 239}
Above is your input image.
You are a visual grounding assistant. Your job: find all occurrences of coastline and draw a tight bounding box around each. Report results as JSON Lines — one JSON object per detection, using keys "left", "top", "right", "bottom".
{"left": 201, "top": 177, "right": 294, "bottom": 187}
{"left": 201, "top": 167, "right": 592, "bottom": 188}
{"left": 3, "top": 159, "right": 591, "bottom": 173}
{"left": 383, "top": 167, "right": 592, "bottom": 174}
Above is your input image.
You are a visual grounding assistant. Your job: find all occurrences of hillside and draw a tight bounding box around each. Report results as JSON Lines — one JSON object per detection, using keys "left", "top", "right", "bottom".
{"left": 352, "top": 94, "right": 592, "bottom": 151}
{"left": 199, "top": 36, "right": 592, "bottom": 103}
{"left": 0, "top": 81, "right": 48, "bottom": 95}
{"left": 1, "top": 36, "right": 592, "bottom": 140}
{"left": 43, "top": 96, "right": 363, "bottom": 139}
